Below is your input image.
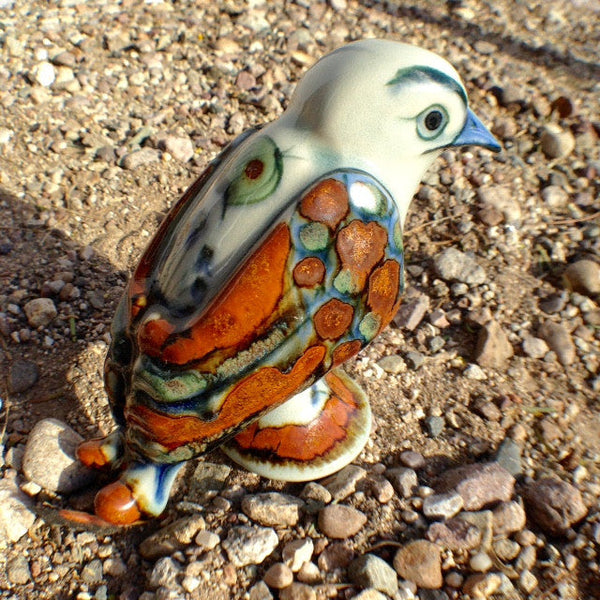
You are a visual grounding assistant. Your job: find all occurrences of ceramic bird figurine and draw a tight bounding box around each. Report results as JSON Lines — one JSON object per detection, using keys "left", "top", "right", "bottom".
{"left": 61, "top": 39, "right": 500, "bottom": 526}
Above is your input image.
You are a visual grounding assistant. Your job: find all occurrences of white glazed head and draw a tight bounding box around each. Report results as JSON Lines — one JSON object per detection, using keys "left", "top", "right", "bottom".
{"left": 277, "top": 39, "right": 498, "bottom": 224}
{"left": 286, "top": 39, "right": 468, "bottom": 158}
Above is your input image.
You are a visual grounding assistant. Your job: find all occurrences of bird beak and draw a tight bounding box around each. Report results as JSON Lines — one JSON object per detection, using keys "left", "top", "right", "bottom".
{"left": 451, "top": 108, "right": 501, "bottom": 152}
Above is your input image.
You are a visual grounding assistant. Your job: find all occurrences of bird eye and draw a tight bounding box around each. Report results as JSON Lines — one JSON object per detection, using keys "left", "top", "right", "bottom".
{"left": 416, "top": 105, "right": 449, "bottom": 140}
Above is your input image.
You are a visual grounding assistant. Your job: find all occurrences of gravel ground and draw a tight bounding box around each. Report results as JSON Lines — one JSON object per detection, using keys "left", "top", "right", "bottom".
{"left": 1, "top": 1, "right": 599, "bottom": 599}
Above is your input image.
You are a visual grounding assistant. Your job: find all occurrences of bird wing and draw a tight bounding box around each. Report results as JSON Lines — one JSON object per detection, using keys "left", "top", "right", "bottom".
{"left": 108, "top": 161, "right": 406, "bottom": 462}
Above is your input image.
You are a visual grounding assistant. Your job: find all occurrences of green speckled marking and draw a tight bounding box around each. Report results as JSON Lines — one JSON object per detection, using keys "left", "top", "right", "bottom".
{"left": 299, "top": 222, "right": 329, "bottom": 251}
{"left": 138, "top": 370, "right": 208, "bottom": 402}
{"left": 393, "top": 220, "right": 403, "bottom": 250}
{"left": 359, "top": 312, "right": 381, "bottom": 341}
{"left": 333, "top": 269, "right": 360, "bottom": 295}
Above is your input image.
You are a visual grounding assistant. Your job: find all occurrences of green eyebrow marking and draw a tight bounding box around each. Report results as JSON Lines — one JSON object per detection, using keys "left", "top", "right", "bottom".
{"left": 387, "top": 66, "right": 467, "bottom": 105}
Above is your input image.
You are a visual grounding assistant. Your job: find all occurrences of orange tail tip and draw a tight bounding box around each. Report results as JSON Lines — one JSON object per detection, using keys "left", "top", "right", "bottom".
{"left": 77, "top": 431, "right": 124, "bottom": 469}
{"left": 57, "top": 508, "right": 134, "bottom": 529}
{"left": 94, "top": 481, "right": 143, "bottom": 526}
{"left": 77, "top": 440, "right": 113, "bottom": 469}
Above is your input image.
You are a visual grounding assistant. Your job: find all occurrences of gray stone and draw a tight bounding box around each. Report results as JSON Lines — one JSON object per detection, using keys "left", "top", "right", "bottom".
{"left": 377, "top": 355, "right": 406, "bottom": 374}
{"left": 321, "top": 465, "right": 366, "bottom": 501}
{"left": 424, "top": 415, "right": 444, "bottom": 437}
{"left": 405, "top": 351, "right": 425, "bottom": 370}
{"left": 8, "top": 360, "right": 39, "bottom": 393}
{"left": 120, "top": 147, "right": 160, "bottom": 169}
{"left": 7, "top": 555, "right": 31, "bottom": 584}
{"left": 492, "top": 538, "right": 521, "bottom": 561}
{"left": 148, "top": 557, "right": 182, "bottom": 589}
{"left": 387, "top": 467, "right": 418, "bottom": 498}
{"left": 541, "top": 185, "right": 569, "bottom": 208}
{"left": 159, "top": 135, "right": 194, "bottom": 162}
{"left": 23, "top": 418, "right": 94, "bottom": 494}
{"left": 539, "top": 292, "right": 568, "bottom": 314}
{"left": 23, "top": 297, "right": 57, "bottom": 328}
{"left": 81, "top": 558, "right": 103, "bottom": 584}
{"left": 348, "top": 554, "right": 398, "bottom": 596}
{"left": 279, "top": 583, "right": 316, "bottom": 600}
{"left": 429, "top": 336, "right": 445, "bottom": 353}
{"left": 475, "top": 320, "right": 513, "bottom": 369}
{"left": 477, "top": 186, "right": 521, "bottom": 225}
{"left": 222, "top": 525, "right": 279, "bottom": 567}
{"left": 0, "top": 478, "right": 35, "bottom": 546}
{"left": 140, "top": 515, "right": 205, "bottom": 560}
{"left": 426, "top": 517, "right": 482, "bottom": 551}
{"left": 522, "top": 336, "right": 549, "bottom": 359}
{"left": 463, "top": 364, "right": 487, "bottom": 380}
{"left": 433, "top": 247, "right": 486, "bottom": 286}
{"left": 462, "top": 573, "right": 502, "bottom": 599}
{"left": 399, "top": 451, "right": 425, "bottom": 469}
{"left": 249, "top": 581, "right": 274, "bottom": 600}
{"left": 523, "top": 477, "right": 587, "bottom": 535}
{"left": 263, "top": 562, "right": 293, "bottom": 589}
{"left": 564, "top": 260, "right": 600, "bottom": 297}
{"left": 538, "top": 321, "right": 576, "bottom": 366}
{"left": 282, "top": 538, "right": 314, "bottom": 572}
{"left": 242, "top": 492, "right": 304, "bottom": 527}
{"left": 540, "top": 124, "right": 575, "bottom": 158}
{"left": 299, "top": 481, "right": 332, "bottom": 504}
{"left": 31, "top": 61, "right": 56, "bottom": 87}
{"left": 436, "top": 462, "right": 515, "bottom": 510}
{"left": 492, "top": 500, "right": 527, "bottom": 536}
{"left": 352, "top": 591, "right": 389, "bottom": 600}
{"left": 317, "top": 504, "right": 367, "bottom": 538}
{"left": 189, "top": 462, "right": 231, "bottom": 500}
{"left": 393, "top": 540, "right": 442, "bottom": 589}
{"left": 393, "top": 293, "right": 429, "bottom": 330}
{"left": 423, "top": 491, "right": 464, "bottom": 520}
{"left": 494, "top": 438, "right": 522, "bottom": 476}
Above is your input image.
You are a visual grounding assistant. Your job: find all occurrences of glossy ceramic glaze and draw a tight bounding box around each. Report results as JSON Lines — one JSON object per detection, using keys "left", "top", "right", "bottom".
{"left": 62, "top": 39, "right": 500, "bottom": 526}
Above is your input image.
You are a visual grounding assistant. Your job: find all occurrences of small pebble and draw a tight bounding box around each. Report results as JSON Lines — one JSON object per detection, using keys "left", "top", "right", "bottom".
{"left": 348, "top": 553, "right": 398, "bottom": 597}
{"left": 462, "top": 573, "right": 502, "bottom": 599}
{"left": 564, "top": 260, "right": 600, "bottom": 297}
{"left": 399, "top": 451, "right": 425, "bottom": 469}
{"left": 282, "top": 538, "right": 314, "bottom": 572}
{"left": 140, "top": 515, "right": 205, "bottom": 559}
{"left": 22, "top": 418, "right": 94, "bottom": 494}
{"left": 387, "top": 467, "right": 418, "bottom": 498}
{"left": 321, "top": 464, "right": 366, "bottom": 500}
{"left": 242, "top": 492, "right": 304, "bottom": 527}
{"left": 469, "top": 552, "right": 493, "bottom": 573}
{"left": 317, "top": 504, "right": 367, "bottom": 538}
{"left": 23, "top": 298, "right": 57, "bottom": 328}
{"left": 222, "top": 526, "right": 279, "bottom": 567}
{"left": 279, "top": 582, "right": 317, "bottom": 600}
{"left": 540, "top": 124, "right": 575, "bottom": 159}
{"left": 423, "top": 492, "right": 464, "bottom": 520}
{"left": 393, "top": 540, "right": 442, "bottom": 589}
{"left": 263, "top": 563, "right": 294, "bottom": 589}
{"left": 436, "top": 462, "right": 515, "bottom": 510}
{"left": 523, "top": 477, "right": 587, "bottom": 535}
{"left": 492, "top": 501, "right": 526, "bottom": 536}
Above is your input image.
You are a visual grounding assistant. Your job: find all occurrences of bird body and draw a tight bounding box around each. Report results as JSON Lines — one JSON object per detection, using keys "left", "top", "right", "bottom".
{"left": 63, "top": 39, "right": 500, "bottom": 526}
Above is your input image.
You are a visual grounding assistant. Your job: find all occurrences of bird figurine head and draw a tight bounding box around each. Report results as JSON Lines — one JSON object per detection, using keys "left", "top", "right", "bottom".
{"left": 58, "top": 40, "right": 500, "bottom": 527}
{"left": 277, "top": 39, "right": 500, "bottom": 225}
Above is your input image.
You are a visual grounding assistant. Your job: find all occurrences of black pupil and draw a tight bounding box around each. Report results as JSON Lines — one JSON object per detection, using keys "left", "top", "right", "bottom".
{"left": 425, "top": 110, "right": 443, "bottom": 131}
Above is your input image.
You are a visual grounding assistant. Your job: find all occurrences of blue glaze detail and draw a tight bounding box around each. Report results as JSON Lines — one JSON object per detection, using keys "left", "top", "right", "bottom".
{"left": 452, "top": 108, "right": 501, "bottom": 151}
